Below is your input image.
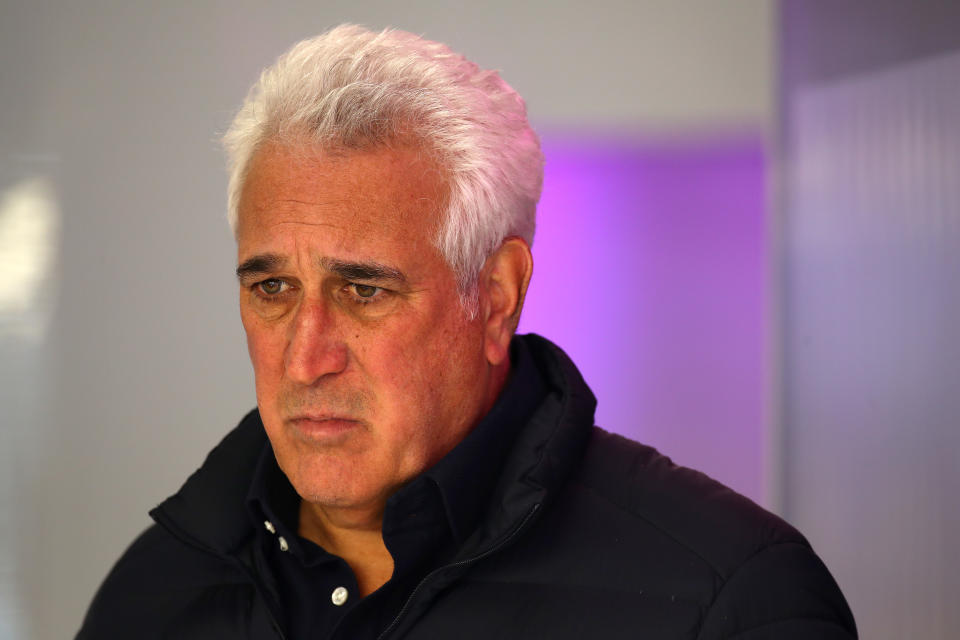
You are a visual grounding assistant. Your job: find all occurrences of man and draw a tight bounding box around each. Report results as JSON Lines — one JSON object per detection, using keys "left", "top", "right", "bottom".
{"left": 78, "top": 25, "right": 857, "bottom": 639}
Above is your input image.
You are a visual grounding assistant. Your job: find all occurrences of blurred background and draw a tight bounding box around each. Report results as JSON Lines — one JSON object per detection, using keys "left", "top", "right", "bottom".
{"left": 1, "top": 1, "right": 957, "bottom": 638}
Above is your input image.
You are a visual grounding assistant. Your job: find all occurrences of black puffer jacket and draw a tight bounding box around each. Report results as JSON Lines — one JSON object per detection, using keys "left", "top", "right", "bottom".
{"left": 78, "top": 334, "right": 857, "bottom": 639}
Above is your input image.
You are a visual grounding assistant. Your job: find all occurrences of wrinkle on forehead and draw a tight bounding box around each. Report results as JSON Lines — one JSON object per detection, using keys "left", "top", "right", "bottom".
{"left": 246, "top": 138, "right": 448, "bottom": 201}
{"left": 235, "top": 143, "right": 450, "bottom": 272}
{"left": 269, "top": 219, "right": 341, "bottom": 230}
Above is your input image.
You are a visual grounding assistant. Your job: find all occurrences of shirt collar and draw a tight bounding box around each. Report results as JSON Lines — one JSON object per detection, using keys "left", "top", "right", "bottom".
{"left": 246, "top": 443, "right": 306, "bottom": 552}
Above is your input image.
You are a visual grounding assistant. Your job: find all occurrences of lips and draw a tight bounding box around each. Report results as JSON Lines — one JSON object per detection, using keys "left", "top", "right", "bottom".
{"left": 286, "top": 415, "right": 363, "bottom": 444}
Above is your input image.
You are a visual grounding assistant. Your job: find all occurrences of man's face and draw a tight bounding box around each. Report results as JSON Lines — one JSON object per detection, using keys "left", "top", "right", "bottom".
{"left": 236, "top": 143, "right": 493, "bottom": 513}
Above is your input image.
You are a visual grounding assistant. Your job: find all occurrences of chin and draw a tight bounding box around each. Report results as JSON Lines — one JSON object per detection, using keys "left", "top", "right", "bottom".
{"left": 282, "top": 452, "right": 388, "bottom": 510}
{"left": 288, "top": 472, "right": 363, "bottom": 507}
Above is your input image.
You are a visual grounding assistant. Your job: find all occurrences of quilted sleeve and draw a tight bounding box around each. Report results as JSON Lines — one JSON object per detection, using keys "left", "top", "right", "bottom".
{"left": 696, "top": 542, "right": 858, "bottom": 640}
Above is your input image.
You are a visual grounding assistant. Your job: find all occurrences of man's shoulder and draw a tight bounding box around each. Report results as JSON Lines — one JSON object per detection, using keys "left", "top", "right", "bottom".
{"left": 571, "top": 427, "right": 804, "bottom": 578}
{"left": 77, "top": 409, "right": 271, "bottom": 639}
{"left": 543, "top": 426, "right": 858, "bottom": 638}
{"left": 76, "top": 524, "right": 253, "bottom": 639}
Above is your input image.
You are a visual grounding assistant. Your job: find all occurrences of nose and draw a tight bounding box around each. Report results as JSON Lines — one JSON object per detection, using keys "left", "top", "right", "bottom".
{"left": 284, "top": 296, "right": 348, "bottom": 385}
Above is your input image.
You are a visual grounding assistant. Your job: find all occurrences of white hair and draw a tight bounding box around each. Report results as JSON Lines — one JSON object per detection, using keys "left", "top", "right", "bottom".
{"left": 223, "top": 24, "right": 543, "bottom": 308}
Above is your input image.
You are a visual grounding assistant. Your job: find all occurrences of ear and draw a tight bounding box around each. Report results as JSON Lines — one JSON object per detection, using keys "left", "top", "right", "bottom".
{"left": 480, "top": 237, "right": 534, "bottom": 366}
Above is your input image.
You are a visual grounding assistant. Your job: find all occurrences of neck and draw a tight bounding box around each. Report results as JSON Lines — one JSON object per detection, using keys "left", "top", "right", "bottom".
{"left": 298, "top": 500, "right": 394, "bottom": 596}
{"left": 486, "top": 360, "right": 510, "bottom": 412}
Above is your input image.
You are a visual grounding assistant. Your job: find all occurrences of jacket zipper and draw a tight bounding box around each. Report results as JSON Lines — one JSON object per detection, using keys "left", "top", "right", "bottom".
{"left": 375, "top": 502, "right": 542, "bottom": 640}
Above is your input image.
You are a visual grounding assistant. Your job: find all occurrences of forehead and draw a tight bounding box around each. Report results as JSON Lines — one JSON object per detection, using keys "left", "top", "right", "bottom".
{"left": 236, "top": 142, "right": 448, "bottom": 255}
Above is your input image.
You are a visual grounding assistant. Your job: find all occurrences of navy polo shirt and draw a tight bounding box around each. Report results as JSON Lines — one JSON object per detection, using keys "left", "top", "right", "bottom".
{"left": 247, "top": 339, "right": 547, "bottom": 639}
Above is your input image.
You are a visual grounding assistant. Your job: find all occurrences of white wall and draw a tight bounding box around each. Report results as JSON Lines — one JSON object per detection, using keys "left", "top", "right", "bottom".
{"left": 0, "top": 3, "right": 773, "bottom": 638}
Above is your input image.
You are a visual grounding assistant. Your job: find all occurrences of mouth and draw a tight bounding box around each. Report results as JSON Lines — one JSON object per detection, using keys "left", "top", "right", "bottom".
{"left": 286, "top": 415, "right": 363, "bottom": 444}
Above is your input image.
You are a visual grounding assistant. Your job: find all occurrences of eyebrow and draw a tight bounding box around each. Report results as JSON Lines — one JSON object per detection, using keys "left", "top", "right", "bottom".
{"left": 321, "top": 258, "right": 407, "bottom": 285}
{"left": 236, "top": 253, "right": 286, "bottom": 282}
{"left": 236, "top": 253, "right": 406, "bottom": 285}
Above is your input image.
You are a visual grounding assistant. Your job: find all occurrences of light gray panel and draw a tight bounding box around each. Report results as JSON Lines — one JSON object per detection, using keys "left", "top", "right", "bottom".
{"left": 784, "top": 50, "right": 960, "bottom": 639}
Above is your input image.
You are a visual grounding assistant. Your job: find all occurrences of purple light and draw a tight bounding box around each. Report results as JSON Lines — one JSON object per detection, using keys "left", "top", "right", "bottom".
{"left": 520, "top": 135, "right": 768, "bottom": 503}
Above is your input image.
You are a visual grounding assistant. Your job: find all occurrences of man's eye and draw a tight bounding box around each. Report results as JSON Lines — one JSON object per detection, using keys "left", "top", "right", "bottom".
{"left": 257, "top": 279, "right": 287, "bottom": 295}
{"left": 351, "top": 284, "right": 382, "bottom": 300}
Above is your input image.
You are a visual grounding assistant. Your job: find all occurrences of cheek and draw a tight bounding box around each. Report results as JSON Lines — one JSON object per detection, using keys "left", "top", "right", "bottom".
{"left": 354, "top": 324, "right": 439, "bottom": 416}
{"left": 386, "top": 311, "right": 483, "bottom": 415}
{"left": 242, "top": 312, "right": 286, "bottom": 395}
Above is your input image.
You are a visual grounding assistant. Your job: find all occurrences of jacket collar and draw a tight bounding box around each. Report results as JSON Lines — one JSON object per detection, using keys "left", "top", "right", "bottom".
{"left": 458, "top": 334, "right": 596, "bottom": 555}
{"left": 150, "top": 408, "right": 267, "bottom": 556}
{"left": 421, "top": 336, "right": 548, "bottom": 543}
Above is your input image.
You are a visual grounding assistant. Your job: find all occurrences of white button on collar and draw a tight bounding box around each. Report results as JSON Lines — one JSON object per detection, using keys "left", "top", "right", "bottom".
{"left": 278, "top": 536, "right": 289, "bottom": 552}
{"left": 264, "top": 520, "right": 276, "bottom": 534}
{"left": 331, "top": 586, "right": 349, "bottom": 606}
